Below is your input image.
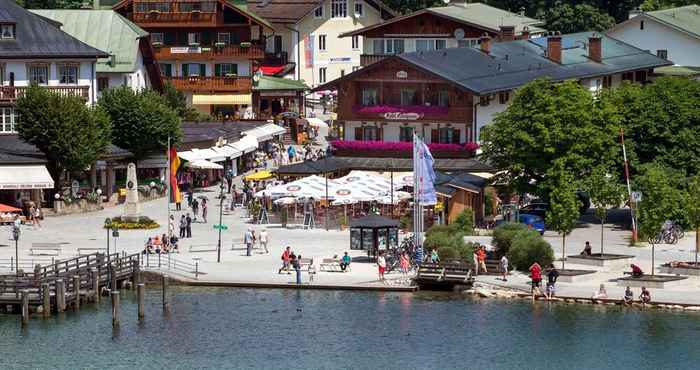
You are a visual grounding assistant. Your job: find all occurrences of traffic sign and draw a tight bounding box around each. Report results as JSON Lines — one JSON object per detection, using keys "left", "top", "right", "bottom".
{"left": 631, "top": 191, "right": 642, "bottom": 202}
{"left": 213, "top": 224, "right": 228, "bottom": 230}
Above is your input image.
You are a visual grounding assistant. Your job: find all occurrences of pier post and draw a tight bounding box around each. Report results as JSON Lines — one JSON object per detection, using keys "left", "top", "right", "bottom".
{"left": 21, "top": 290, "right": 29, "bottom": 325}
{"left": 73, "top": 275, "right": 81, "bottom": 310}
{"left": 132, "top": 260, "right": 140, "bottom": 287}
{"left": 41, "top": 283, "right": 50, "bottom": 317}
{"left": 137, "top": 283, "right": 145, "bottom": 319}
{"left": 91, "top": 268, "right": 99, "bottom": 303}
{"left": 110, "top": 265, "right": 117, "bottom": 291}
{"left": 161, "top": 274, "right": 169, "bottom": 312}
{"left": 111, "top": 290, "right": 120, "bottom": 328}
{"left": 56, "top": 279, "right": 65, "bottom": 312}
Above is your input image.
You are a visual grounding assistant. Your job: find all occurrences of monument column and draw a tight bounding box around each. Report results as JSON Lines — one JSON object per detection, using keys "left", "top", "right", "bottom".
{"left": 124, "top": 163, "right": 141, "bottom": 221}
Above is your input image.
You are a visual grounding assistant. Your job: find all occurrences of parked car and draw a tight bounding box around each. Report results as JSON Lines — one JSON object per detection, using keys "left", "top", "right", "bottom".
{"left": 519, "top": 214, "right": 545, "bottom": 235}
{"left": 519, "top": 203, "right": 549, "bottom": 219}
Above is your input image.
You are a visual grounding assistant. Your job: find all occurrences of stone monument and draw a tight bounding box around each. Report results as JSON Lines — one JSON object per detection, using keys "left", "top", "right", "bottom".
{"left": 124, "top": 163, "right": 141, "bottom": 221}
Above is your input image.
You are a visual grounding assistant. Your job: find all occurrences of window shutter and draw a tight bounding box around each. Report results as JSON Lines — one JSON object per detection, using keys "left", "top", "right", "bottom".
{"left": 200, "top": 64, "right": 206, "bottom": 76}
{"left": 232, "top": 63, "right": 238, "bottom": 75}
{"left": 164, "top": 32, "right": 175, "bottom": 45}
{"left": 165, "top": 64, "right": 172, "bottom": 77}
{"left": 452, "top": 129, "right": 460, "bottom": 144}
{"left": 431, "top": 129, "right": 439, "bottom": 143}
{"left": 377, "top": 127, "right": 383, "bottom": 141}
{"left": 215, "top": 64, "right": 221, "bottom": 77}
{"left": 355, "top": 127, "right": 363, "bottom": 141}
{"left": 182, "top": 63, "right": 189, "bottom": 76}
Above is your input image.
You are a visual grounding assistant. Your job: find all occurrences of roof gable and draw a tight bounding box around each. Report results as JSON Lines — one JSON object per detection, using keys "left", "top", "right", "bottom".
{"left": 646, "top": 5, "right": 700, "bottom": 39}
{"left": 247, "top": 0, "right": 394, "bottom": 24}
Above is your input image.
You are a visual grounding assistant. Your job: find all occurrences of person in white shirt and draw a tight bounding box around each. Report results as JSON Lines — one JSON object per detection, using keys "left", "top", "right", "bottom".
{"left": 259, "top": 228, "right": 269, "bottom": 254}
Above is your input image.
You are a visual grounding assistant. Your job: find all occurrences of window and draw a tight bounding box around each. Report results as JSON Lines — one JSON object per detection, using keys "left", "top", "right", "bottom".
{"left": 160, "top": 63, "right": 172, "bottom": 77}
{"left": 635, "top": 70, "right": 647, "bottom": 83}
{"left": 363, "top": 126, "right": 378, "bottom": 141}
{"left": 319, "top": 67, "right": 327, "bottom": 83}
{"left": 0, "top": 108, "right": 17, "bottom": 133}
{"left": 352, "top": 66, "right": 360, "bottom": 72}
{"left": 416, "top": 39, "right": 430, "bottom": 52}
{"left": 439, "top": 127, "right": 460, "bottom": 144}
{"left": 1, "top": 24, "right": 14, "bottom": 39}
{"left": 435, "top": 40, "right": 447, "bottom": 50}
{"left": 331, "top": 0, "right": 347, "bottom": 18}
{"left": 657, "top": 49, "right": 668, "bottom": 60}
{"left": 97, "top": 77, "right": 109, "bottom": 92}
{"left": 622, "top": 72, "right": 634, "bottom": 81}
{"left": 361, "top": 88, "right": 377, "bottom": 105}
{"left": 340, "top": 69, "right": 345, "bottom": 77}
{"left": 602, "top": 75, "right": 612, "bottom": 88}
{"left": 352, "top": 35, "right": 359, "bottom": 50}
{"left": 399, "top": 126, "right": 414, "bottom": 142}
{"left": 438, "top": 90, "right": 449, "bottom": 107}
{"left": 640, "top": 20, "right": 644, "bottom": 30}
{"left": 28, "top": 64, "right": 48, "bottom": 85}
{"left": 59, "top": 64, "right": 78, "bottom": 84}
{"left": 318, "top": 35, "right": 326, "bottom": 51}
{"left": 498, "top": 91, "right": 510, "bottom": 104}
{"left": 373, "top": 39, "right": 384, "bottom": 54}
{"left": 151, "top": 32, "right": 164, "bottom": 44}
{"left": 136, "top": 2, "right": 170, "bottom": 12}
{"left": 183, "top": 63, "right": 206, "bottom": 77}
{"left": 373, "top": 39, "right": 404, "bottom": 55}
{"left": 314, "top": 5, "right": 323, "bottom": 18}
{"left": 217, "top": 33, "right": 230, "bottom": 44}
{"left": 215, "top": 63, "right": 238, "bottom": 76}
{"left": 180, "top": 1, "right": 215, "bottom": 12}
{"left": 479, "top": 95, "right": 490, "bottom": 106}
{"left": 188, "top": 32, "right": 200, "bottom": 45}
{"left": 400, "top": 89, "right": 415, "bottom": 106}
{"left": 458, "top": 39, "right": 479, "bottom": 48}
{"left": 354, "top": 1, "right": 363, "bottom": 17}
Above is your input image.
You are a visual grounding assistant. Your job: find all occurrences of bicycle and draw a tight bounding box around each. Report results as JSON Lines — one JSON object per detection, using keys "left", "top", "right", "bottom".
{"left": 652, "top": 229, "right": 678, "bottom": 245}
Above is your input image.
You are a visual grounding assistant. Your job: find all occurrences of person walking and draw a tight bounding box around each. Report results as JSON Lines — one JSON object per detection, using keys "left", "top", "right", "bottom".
{"left": 293, "top": 254, "right": 302, "bottom": 285}
{"left": 230, "top": 184, "right": 237, "bottom": 210}
{"left": 244, "top": 228, "right": 254, "bottom": 257}
{"left": 278, "top": 246, "right": 292, "bottom": 274}
{"left": 377, "top": 253, "right": 386, "bottom": 283}
{"left": 179, "top": 215, "right": 187, "bottom": 238}
{"left": 399, "top": 252, "right": 410, "bottom": 276}
{"left": 201, "top": 198, "right": 208, "bottom": 223}
{"left": 500, "top": 254, "right": 509, "bottom": 281}
{"left": 185, "top": 213, "right": 192, "bottom": 238}
{"left": 168, "top": 215, "right": 175, "bottom": 237}
{"left": 192, "top": 198, "right": 199, "bottom": 222}
{"left": 472, "top": 248, "right": 479, "bottom": 276}
{"left": 529, "top": 262, "right": 542, "bottom": 301}
{"left": 546, "top": 264, "right": 559, "bottom": 301}
{"left": 259, "top": 228, "right": 269, "bottom": 254}
{"left": 478, "top": 246, "right": 488, "bottom": 273}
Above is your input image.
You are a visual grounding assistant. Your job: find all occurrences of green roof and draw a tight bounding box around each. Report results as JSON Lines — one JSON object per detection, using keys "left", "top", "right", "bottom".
{"left": 224, "top": 0, "right": 273, "bottom": 30}
{"left": 31, "top": 9, "right": 147, "bottom": 73}
{"left": 646, "top": 5, "right": 700, "bottom": 40}
{"left": 427, "top": 3, "right": 545, "bottom": 35}
{"left": 254, "top": 76, "right": 308, "bottom": 91}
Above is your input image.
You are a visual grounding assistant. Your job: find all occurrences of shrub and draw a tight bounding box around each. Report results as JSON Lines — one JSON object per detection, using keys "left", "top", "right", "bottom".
{"left": 424, "top": 224, "right": 465, "bottom": 252}
{"left": 492, "top": 222, "right": 528, "bottom": 258}
{"left": 508, "top": 230, "right": 554, "bottom": 271}
{"left": 400, "top": 214, "right": 412, "bottom": 231}
{"left": 425, "top": 224, "right": 458, "bottom": 238}
{"left": 438, "top": 246, "right": 458, "bottom": 260}
{"left": 453, "top": 208, "right": 475, "bottom": 234}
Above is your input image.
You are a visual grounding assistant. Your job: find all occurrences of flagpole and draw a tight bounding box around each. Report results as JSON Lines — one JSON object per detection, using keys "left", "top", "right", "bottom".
{"left": 167, "top": 135, "right": 171, "bottom": 238}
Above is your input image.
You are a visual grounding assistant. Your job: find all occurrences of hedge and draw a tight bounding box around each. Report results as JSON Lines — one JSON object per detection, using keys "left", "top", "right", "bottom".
{"left": 507, "top": 229, "right": 554, "bottom": 271}
{"left": 492, "top": 222, "right": 528, "bottom": 258}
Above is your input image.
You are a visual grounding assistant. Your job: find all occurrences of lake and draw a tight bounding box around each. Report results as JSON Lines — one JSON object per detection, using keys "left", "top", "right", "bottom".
{"left": 1, "top": 287, "right": 698, "bottom": 369}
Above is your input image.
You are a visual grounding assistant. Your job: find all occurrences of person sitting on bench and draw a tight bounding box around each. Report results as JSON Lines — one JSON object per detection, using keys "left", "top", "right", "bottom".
{"left": 143, "top": 238, "right": 154, "bottom": 255}
{"left": 630, "top": 264, "right": 644, "bottom": 278}
{"left": 340, "top": 252, "right": 351, "bottom": 271}
{"left": 580, "top": 241, "right": 592, "bottom": 256}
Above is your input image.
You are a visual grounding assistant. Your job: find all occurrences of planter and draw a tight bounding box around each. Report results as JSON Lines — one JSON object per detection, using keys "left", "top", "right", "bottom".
{"left": 566, "top": 253, "right": 635, "bottom": 269}
{"left": 152, "top": 42, "right": 163, "bottom": 48}
{"left": 240, "top": 42, "right": 251, "bottom": 48}
{"left": 617, "top": 274, "right": 687, "bottom": 289}
{"left": 333, "top": 148, "right": 474, "bottom": 159}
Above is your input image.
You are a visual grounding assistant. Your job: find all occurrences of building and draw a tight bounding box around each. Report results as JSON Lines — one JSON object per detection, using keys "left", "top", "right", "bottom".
{"left": 113, "top": 0, "right": 274, "bottom": 117}
{"left": 607, "top": 5, "right": 700, "bottom": 77}
{"left": 340, "top": 2, "right": 545, "bottom": 67}
{"left": 248, "top": 0, "right": 394, "bottom": 87}
{"left": 0, "top": 0, "right": 107, "bottom": 136}
{"left": 30, "top": 9, "right": 163, "bottom": 95}
{"left": 314, "top": 32, "right": 672, "bottom": 143}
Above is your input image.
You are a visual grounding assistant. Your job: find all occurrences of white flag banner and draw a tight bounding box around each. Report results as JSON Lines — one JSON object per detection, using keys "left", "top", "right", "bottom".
{"left": 414, "top": 135, "right": 437, "bottom": 205}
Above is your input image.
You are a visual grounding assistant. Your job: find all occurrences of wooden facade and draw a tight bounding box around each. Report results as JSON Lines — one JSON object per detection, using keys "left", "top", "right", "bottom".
{"left": 361, "top": 12, "right": 495, "bottom": 39}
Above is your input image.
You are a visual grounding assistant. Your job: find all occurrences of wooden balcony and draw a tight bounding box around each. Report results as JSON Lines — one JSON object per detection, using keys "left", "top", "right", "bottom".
{"left": 360, "top": 54, "right": 387, "bottom": 67}
{"left": 132, "top": 11, "right": 218, "bottom": 27}
{"left": 165, "top": 76, "right": 252, "bottom": 92}
{"left": 0, "top": 85, "right": 90, "bottom": 102}
{"left": 153, "top": 44, "right": 264, "bottom": 60}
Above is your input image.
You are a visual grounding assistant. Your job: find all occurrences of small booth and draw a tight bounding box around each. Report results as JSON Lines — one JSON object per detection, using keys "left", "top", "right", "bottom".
{"left": 252, "top": 76, "right": 307, "bottom": 120}
{"left": 349, "top": 214, "right": 399, "bottom": 259}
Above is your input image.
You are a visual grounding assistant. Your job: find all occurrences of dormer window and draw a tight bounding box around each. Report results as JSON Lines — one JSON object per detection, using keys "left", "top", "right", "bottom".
{"left": 1, "top": 24, "right": 15, "bottom": 39}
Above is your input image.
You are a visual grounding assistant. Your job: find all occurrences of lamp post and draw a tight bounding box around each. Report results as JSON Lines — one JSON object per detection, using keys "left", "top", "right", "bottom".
{"left": 217, "top": 181, "right": 225, "bottom": 263}
{"left": 112, "top": 226, "right": 119, "bottom": 256}
{"left": 12, "top": 224, "right": 20, "bottom": 274}
{"left": 104, "top": 218, "right": 112, "bottom": 286}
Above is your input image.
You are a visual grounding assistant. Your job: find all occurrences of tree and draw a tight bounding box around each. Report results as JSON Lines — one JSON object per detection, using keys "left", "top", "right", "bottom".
{"left": 545, "top": 164, "right": 581, "bottom": 269}
{"left": 538, "top": 2, "right": 615, "bottom": 33}
{"left": 15, "top": 85, "right": 111, "bottom": 189}
{"left": 382, "top": 0, "right": 444, "bottom": 14}
{"left": 641, "top": 0, "right": 695, "bottom": 11}
{"left": 16, "top": 0, "right": 84, "bottom": 8}
{"left": 161, "top": 82, "right": 214, "bottom": 122}
{"left": 481, "top": 79, "right": 620, "bottom": 199}
{"left": 584, "top": 165, "right": 626, "bottom": 255}
{"left": 98, "top": 86, "right": 182, "bottom": 160}
{"left": 687, "top": 174, "right": 700, "bottom": 264}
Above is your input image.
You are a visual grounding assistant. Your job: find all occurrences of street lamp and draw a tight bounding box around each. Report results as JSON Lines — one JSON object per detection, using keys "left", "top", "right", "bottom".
{"left": 104, "top": 218, "right": 112, "bottom": 286}
{"left": 112, "top": 226, "right": 119, "bottom": 256}
{"left": 217, "top": 181, "right": 225, "bottom": 263}
{"left": 12, "top": 224, "right": 20, "bottom": 274}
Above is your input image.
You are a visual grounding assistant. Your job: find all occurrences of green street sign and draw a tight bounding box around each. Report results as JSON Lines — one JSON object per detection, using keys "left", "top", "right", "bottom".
{"left": 213, "top": 224, "right": 228, "bottom": 230}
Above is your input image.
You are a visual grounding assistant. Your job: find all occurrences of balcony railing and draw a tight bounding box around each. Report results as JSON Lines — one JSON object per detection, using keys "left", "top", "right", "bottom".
{"left": 0, "top": 85, "right": 90, "bottom": 102}
{"left": 348, "top": 104, "right": 471, "bottom": 122}
{"left": 360, "top": 54, "right": 388, "bottom": 67}
{"left": 132, "top": 11, "right": 217, "bottom": 25}
{"left": 165, "top": 76, "right": 252, "bottom": 92}
{"left": 153, "top": 44, "right": 264, "bottom": 60}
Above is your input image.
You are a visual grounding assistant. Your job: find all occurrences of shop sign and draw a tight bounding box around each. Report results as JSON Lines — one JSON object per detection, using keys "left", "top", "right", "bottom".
{"left": 329, "top": 57, "right": 352, "bottom": 64}
{"left": 259, "top": 91, "right": 298, "bottom": 97}
{"left": 171, "top": 47, "right": 201, "bottom": 54}
{"left": 396, "top": 71, "right": 408, "bottom": 79}
{"left": 382, "top": 112, "right": 423, "bottom": 120}
{"left": 286, "top": 185, "right": 302, "bottom": 192}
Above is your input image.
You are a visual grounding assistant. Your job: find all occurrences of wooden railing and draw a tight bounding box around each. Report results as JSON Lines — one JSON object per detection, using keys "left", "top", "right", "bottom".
{"left": 0, "top": 86, "right": 90, "bottom": 102}
{"left": 153, "top": 44, "right": 264, "bottom": 60}
{"left": 132, "top": 11, "right": 217, "bottom": 25}
{"left": 165, "top": 76, "right": 252, "bottom": 92}
{"left": 360, "top": 54, "right": 388, "bottom": 67}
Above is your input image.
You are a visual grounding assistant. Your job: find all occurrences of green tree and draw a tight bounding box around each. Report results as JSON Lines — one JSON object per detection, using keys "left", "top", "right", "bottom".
{"left": 641, "top": 0, "right": 695, "bottom": 11}
{"left": 545, "top": 164, "right": 581, "bottom": 269}
{"left": 584, "top": 165, "right": 626, "bottom": 255}
{"left": 15, "top": 85, "right": 111, "bottom": 189}
{"left": 161, "top": 82, "right": 214, "bottom": 122}
{"left": 508, "top": 229, "right": 555, "bottom": 271}
{"left": 16, "top": 0, "right": 84, "bottom": 9}
{"left": 481, "top": 79, "right": 619, "bottom": 199}
{"left": 538, "top": 2, "right": 615, "bottom": 33}
{"left": 98, "top": 86, "right": 181, "bottom": 160}
{"left": 687, "top": 174, "right": 700, "bottom": 264}
{"left": 382, "top": 0, "right": 444, "bottom": 14}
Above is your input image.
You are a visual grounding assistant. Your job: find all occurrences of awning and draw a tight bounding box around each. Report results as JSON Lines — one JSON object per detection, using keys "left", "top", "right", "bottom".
{"left": 213, "top": 145, "right": 243, "bottom": 160}
{"left": 245, "top": 170, "right": 273, "bottom": 181}
{"left": 186, "top": 160, "right": 224, "bottom": 170}
{"left": 0, "top": 165, "right": 54, "bottom": 189}
{"left": 242, "top": 123, "right": 286, "bottom": 142}
{"left": 307, "top": 117, "right": 328, "bottom": 128}
{"left": 192, "top": 94, "right": 252, "bottom": 105}
{"left": 178, "top": 148, "right": 227, "bottom": 162}
{"left": 228, "top": 135, "right": 258, "bottom": 154}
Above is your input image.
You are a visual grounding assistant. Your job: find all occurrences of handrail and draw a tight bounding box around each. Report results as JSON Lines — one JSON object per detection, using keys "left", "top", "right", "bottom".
{"left": 142, "top": 253, "right": 202, "bottom": 279}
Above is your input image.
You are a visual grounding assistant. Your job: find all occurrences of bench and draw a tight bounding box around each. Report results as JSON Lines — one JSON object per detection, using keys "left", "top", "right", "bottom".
{"left": 417, "top": 265, "right": 446, "bottom": 281}
{"left": 77, "top": 247, "right": 107, "bottom": 256}
{"left": 189, "top": 244, "right": 218, "bottom": 253}
{"left": 622, "top": 272, "right": 644, "bottom": 277}
{"left": 30, "top": 243, "right": 62, "bottom": 256}
{"left": 298, "top": 258, "right": 313, "bottom": 272}
{"left": 319, "top": 258, "right": 351, "bottom": 272}
{"left": 442, "top": 267, "right": 473, "bottom": 283}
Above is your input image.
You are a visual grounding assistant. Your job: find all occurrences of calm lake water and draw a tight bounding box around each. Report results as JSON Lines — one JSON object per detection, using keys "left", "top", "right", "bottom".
{"left": 1, "top": 287, "right": 699, "bottom": 369}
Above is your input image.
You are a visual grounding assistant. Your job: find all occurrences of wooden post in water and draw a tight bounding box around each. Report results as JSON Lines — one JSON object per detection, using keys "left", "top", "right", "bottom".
{"left": 137, "top": 283, "right": 145, "bottom": 319}
{"left": 56, "top": 279, "right": 65, "bottom": 312}
{"left": 41, "top": 283, "right": 50, "bottom": 317}
{"left": 110, "top": 264, "right": 117, "bottom": 291}
{"left": 21, "top": 290, "right": 29, "bottom": 325}
{"left": 111, "top": 290, "right": 120, "bottom": 328}
{"left": 132, "top": 260, "right": 140, "bottom": 287}
{"left": 161, "top": 274, "right": 169, "bottom": 312}
{"left": 73, "top": 275, "right": 81, "bottom": 310}
{"left": 91, "top": 268, "right": 99, "bottom": 303}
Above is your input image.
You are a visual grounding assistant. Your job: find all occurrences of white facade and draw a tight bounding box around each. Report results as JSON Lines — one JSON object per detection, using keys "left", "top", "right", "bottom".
{"left": 363, "top": 37, "right": 478, "bottom": 55}
{"left": 96, "top": 48, "right": 150, "bottom": 96}
{"left": 607, "top": 15, "right": 700, "bottom": 67}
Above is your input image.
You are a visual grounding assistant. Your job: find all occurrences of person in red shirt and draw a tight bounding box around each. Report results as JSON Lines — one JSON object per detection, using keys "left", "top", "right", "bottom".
{"left": 477, "top": 247, "right": 488, "bottom": 273}
{"left": 278, "top": 246, "right": 292, "bottom": 274}
{"left": 529, "top": 262, "right": 542, "bottom": 301}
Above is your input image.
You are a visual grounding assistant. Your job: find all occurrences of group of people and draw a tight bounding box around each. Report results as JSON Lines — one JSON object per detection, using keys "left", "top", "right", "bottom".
{"left": 278, "top": 246, "right": 313, "bottom": 285}
{"left": 143, "top": 233, "right": 179, "bottom": 255}
{"left": 472, "top": 245, "right": 489, "bottom": 276}
{"left": 243, "top": 227, "right": 269, "bottom": 256}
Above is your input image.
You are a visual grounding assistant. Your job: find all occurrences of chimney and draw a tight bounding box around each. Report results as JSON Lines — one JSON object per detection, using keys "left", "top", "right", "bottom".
{"left": 588, "top": 34, "right": 602, "bottom": 62}
{"left": 547, "top": 32, "right": 562, "bottom": 64}
{"left": 520, "top": 26, "right": 530, "bottom": 40}
{"left": 499, "top": 25, "right": 515, "bottom": 41}
{"left": 480, "top": 33, "right": 492, "bottom": 55}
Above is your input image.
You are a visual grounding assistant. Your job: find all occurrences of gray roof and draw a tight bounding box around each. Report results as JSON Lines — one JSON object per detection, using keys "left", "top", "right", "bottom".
{"left": 0, "top": 0, "right": 108, "bottom": 59}
{"left": 181, "top": 120, "right": 272, "bottom": 145}
{"left": 275, "top": 156, "right": 494, "bottom": 175}
{"left": 318, "top": 32, "right": 672, "bottom": 95}
{"left": 0, "top": 134, "right": 131, "bottom": 162}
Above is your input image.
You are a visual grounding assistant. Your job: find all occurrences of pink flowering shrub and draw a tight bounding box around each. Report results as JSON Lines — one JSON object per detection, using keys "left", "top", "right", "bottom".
{"left": 353, "top": 105, "right": 449, "bottom": 116}
{"left": 330, "top": 140, "right": 479, "bottom": 153}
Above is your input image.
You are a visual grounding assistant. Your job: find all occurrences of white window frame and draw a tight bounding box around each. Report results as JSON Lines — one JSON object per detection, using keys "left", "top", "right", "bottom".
{"left": 319, "top": 67, "right": 327, "bottom": 83}
{"left": 28, "top": 64, "right": 49, "bottom": 85}
{"left": 458, "top": 39, "right": 479, "bottom": 48}
{"left": 352, "top": 35, "right": 359, "bottom": 50}
{"left": 188, "top": 32, "right": 200, "bottom": 46}
{"left": 314, "top": 5, "right": 323, "bottom": 18}
{"left": 0, "top": 107, "right": 16, "bottom": 133}
{"left": 59, "top": 64, "right": 79, "bottom": 85}
{"left": 217, "top": 32, "right": 231, "bottom": 44}
{"left": 331, "top": 0, "right": 347, "bottom": 18}
{"left": 354, "top": 1, "right": 364, "bottom": 17}
{"left": 361, "top": 88, "right": 377, "bottom": 106}
{"left": 1, "top": 24, "right": 14, "bottom": 39}
{"left": 318, "top": 34, "right": 327, "bottom": 52}
{"left": 151, "top": 32, "right": 164, "bottom": 44}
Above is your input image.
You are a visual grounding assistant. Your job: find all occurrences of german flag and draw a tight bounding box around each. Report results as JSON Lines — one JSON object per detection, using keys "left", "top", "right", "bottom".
{"left": 169, "top": 146, "right": 182, "bottom": 203}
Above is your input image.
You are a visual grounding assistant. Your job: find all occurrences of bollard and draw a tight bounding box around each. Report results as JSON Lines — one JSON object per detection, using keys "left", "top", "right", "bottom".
{"left": 110, "top": 265, "right": 117, "bottom": 291}
{"left": 91, "top": 268, "right": 99, "bottom": 303}
{"left": 195, "top": 262, "right": 199, "bottom": 280}
{"left": 73, "top": 275, "right": 81, "bottom": 310}
{"left": 137, "top": 283, "right": 145, "bottom": 319}
{"left": 41, "top": 283, "right": 50, "bottom": 317}
{"left": 162, "top": 274, "right": 169, "bottom": 312}
{"left": 21, "top": 290, "right": 29, "bottom": 325}
{"left": 111, "top": 290, "right": 120, "bottom": 328}
{"left": 131, "top": 260, "right": 139, "bottom": 287}
{"left": 56, "top": 279, "right": 65, "bottom": 312}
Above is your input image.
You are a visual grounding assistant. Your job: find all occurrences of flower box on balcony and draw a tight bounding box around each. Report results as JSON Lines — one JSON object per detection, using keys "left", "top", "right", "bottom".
{"left": 189, "top": 42, "right": 200, "bottom": 47}
{"left": 215, "top": 42, "right": 226, "bottom": 48}
{"left": 148, "top": 10, "right": 160, "bottom": 15}
{"left": 191, "top": 10, "right": 202, "bottom": 14}
{"left": 240, "top": 42, "right": 251, "bottom": 48}
{"left": 330, "top": 140, "right": 478, "bottom": 159}
{"left": 224, "top": 73, "right": 238, "bottom": 78}
{"left": 201, "top": 47, "right": 212, "bottom": 52}
{"left": 152, "top": 41, "right": 163, "bottom": 48}
{"left": 353, "top": 104, "right": 450, "bottom": 118}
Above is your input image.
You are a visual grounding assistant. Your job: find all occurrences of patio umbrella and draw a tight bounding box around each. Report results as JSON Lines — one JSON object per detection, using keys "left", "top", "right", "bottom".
{"left": 245, "top": 170, "right": 273, "bottom": 181}
{"left": 186, "top": 159, "right": 224, "bottom": 170}
{"left": 274, "top": 197, "right": 298, "bottom": 205}
{"left": 0, "top": 203, "right": 21, "bottom": 212}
